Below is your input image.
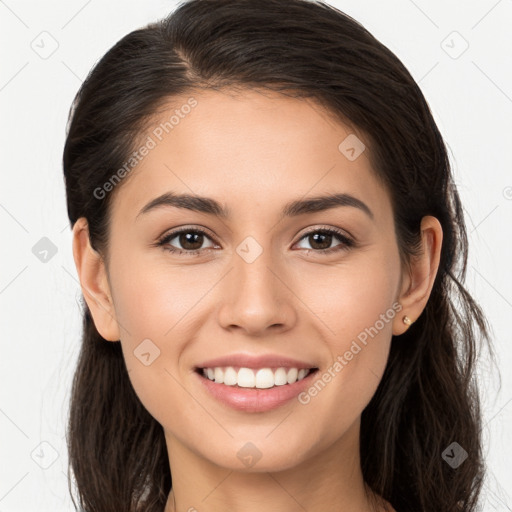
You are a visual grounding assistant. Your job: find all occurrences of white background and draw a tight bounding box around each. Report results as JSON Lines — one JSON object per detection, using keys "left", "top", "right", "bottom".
{"left": 1, "top": 0, "right": 511, "bottom": 510}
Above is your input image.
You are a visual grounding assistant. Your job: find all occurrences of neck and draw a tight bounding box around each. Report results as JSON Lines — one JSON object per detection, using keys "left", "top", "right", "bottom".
{"left": 163, "top": 419, "right": 393, "bottom": 512}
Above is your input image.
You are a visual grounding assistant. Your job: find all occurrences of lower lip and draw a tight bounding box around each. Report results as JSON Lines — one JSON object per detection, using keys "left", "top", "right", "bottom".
{"left": 194, "top": 369, "right": 318, "bottom": 413}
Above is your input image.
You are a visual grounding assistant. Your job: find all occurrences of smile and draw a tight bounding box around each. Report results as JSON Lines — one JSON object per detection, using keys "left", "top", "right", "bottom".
{"left": 198, "top": 366, "right": 316, "bottom": 389}
{"left": 194, "top": 366, "right": 319, "bottom": 413}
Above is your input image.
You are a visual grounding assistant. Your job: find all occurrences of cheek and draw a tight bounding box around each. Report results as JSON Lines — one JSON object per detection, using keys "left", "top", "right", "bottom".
{"left": 107, "top": 252, "right": 221, "bottom": 422}
{"left": 293, "top": 249, "right": 400, "bottom": 414}
{"left": 109, "top": 251, "right": 211, "bottom": 344}
{"left": 299, "top": 249, "right": 400, "bottom": 348}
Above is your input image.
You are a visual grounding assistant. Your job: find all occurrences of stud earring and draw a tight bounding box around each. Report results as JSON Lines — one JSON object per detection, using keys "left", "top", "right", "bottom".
{"left": 403, "top": 315, "right": 413, "bottom": 326}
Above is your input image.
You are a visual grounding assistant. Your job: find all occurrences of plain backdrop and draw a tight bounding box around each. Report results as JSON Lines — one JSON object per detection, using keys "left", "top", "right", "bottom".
{"left": 1, "top": 0, "right": 511, "bottom": 510}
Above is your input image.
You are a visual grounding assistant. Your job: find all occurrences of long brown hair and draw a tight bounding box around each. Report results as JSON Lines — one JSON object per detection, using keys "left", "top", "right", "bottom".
{"left": 63, "top": 1, "right": 498, "bottom": 510}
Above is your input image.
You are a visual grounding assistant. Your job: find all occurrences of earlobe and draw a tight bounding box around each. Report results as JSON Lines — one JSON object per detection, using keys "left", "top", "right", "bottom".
{"left": 393, "top": 215, "right": 443, "bottom": 336}
{"left": 72, "top": 217, "right": 120, "bottom": 342}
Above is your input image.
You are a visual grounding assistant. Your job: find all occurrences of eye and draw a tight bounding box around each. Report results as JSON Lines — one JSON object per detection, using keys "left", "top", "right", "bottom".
{"left": 155, "top": 225, "right": 354, "bottom": 257}
{"left": 294, "top": 227, "right": 354, "bottom": 254}
{"left": 156, "top": 227, "right": 218, "bottom": 256}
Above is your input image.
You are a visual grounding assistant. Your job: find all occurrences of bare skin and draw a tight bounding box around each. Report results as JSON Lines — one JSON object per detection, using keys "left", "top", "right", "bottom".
{"left": 72, "top": 88, "right": 441, "bottom": 512}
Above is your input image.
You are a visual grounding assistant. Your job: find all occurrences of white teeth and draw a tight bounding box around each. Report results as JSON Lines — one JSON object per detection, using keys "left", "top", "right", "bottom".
{"left": 255, "top": 368, "right": 274, "bottom": 389}
{"left": 214, "top": 367, "right": 224, "bottom": 384}
{"left": 223, "top": 367, "right": 238, "bottom": 386}
{"left": 274, "top": 367, "right": 288, "bottom": 386}
{"left": 238, "top": 367, "right": 255, "bottom": 387}
{"left": 286, "top": 368, "right": 298, "bottom": 384}
{"left": 201, "top": 366, "right": 313, "bottom": 388}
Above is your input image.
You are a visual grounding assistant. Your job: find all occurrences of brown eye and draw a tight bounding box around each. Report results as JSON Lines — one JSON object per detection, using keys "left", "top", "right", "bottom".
{"left": 295, "top": 228, "right": 354, "bottom": 254}
{"left": 307, "top": 232, "right": 334, "bottom": 250}
{"left": 175, "top": 231, "right": 205, "bottom": 251}
{"left": 157, "top": 227, "right": 217, "bottom": 255}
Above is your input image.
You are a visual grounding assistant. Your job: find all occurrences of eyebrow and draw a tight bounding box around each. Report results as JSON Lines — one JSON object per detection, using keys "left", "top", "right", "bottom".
{"left": 136, "top": 191, "right": 374, "bottom": 221}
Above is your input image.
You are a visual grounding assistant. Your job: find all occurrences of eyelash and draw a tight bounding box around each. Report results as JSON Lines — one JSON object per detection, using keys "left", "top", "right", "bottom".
{"left": 155, "top": 225, "right": 355, "bottom": 257}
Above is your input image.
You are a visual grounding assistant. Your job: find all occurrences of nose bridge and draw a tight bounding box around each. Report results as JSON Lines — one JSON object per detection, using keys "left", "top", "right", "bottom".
{"left": 234, "top": 234, "right": 280, "bottom": 307}
{"left": 236, "top": 237, "right": 276, "bottom": 294}
{"left": 217, "top": 233, "right": 296, "bottom": 333}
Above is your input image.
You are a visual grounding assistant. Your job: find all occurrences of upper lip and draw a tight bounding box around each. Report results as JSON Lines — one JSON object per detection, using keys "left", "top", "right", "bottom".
{"left": 195, "top": 353, "right": 318, "bottom": 370}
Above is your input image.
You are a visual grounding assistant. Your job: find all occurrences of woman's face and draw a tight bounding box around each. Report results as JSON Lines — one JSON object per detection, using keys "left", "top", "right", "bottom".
{"left": 92, "top": 88, "right": 409, "bottom": 471}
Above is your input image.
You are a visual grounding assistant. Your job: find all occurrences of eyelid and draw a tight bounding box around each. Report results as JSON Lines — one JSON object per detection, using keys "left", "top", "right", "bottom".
{"left": 295, "top": 224, "right": 354, "bottom": 242}
{"left": 157, "top": 224, "right": 217, "bottom": 242}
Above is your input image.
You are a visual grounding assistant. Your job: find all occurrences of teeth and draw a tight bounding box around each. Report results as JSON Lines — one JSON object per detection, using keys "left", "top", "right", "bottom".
{"left": 201, "top": 366, "right": 313, "bottom": 388}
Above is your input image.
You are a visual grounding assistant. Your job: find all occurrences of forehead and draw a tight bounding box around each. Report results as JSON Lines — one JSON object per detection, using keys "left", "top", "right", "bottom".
{"left": 109, "top": 88, "right": 391, "bottom": 225}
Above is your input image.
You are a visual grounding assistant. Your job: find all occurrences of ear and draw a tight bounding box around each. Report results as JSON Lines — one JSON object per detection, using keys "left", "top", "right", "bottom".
{"left": 72, "top": 217, "right": 120, "bottom": 342}
{"left": 393, "top": 215, "right": 443, "bottom": 336}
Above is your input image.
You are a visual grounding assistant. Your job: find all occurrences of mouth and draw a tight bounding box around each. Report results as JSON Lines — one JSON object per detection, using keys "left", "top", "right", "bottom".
{"left": 193, "top": 365, "right": 320, "bottom": 413}
{"left": 194, "top": 366, "right": 319, "bottom": 389}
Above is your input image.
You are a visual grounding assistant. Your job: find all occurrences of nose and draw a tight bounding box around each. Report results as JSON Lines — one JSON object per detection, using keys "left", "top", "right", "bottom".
{"left": 217, "top": 244, "right": 297, "bottom": 336}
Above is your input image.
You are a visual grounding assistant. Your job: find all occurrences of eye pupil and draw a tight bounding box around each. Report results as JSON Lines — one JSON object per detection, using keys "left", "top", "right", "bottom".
{"left": 180, "top": 232, "right": 203, "bottom": 250}
{"left": 310, "top": 232, "right": 332, "bottom": 250}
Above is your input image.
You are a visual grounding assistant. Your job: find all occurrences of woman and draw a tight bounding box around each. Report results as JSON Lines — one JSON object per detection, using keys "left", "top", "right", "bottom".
{"left": 63, "top": 0, "right": 495, "bottom": 510}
